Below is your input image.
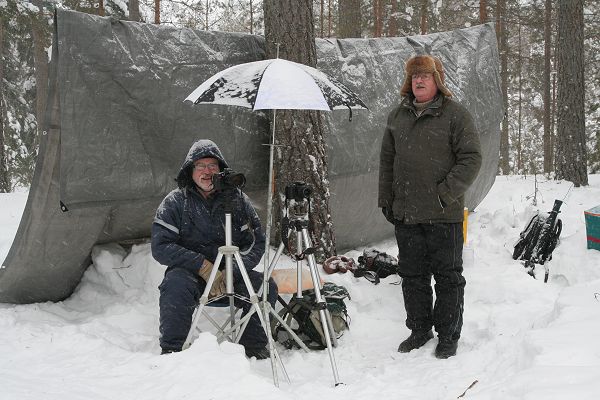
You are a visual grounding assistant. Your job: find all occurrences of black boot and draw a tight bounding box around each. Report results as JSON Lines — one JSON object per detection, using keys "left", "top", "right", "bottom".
{"left": 160, "top": 348, "right": 181, "bottom": 355}
{"left": 245, "top": 346, "right": 270, "bottom": 360}
{"left": 435, "top": 339, "right": 458, "bottom": 359}
{"left": 398, "top": 330, "right": 434, "bottom": 353}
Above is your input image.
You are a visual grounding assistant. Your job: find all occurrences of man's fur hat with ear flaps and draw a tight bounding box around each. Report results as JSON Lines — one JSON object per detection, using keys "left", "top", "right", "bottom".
{"left": 400, "top": 55, "right": 453, "bottom": 98}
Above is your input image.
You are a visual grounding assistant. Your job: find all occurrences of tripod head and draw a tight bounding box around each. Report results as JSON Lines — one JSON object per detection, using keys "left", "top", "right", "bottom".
{"left": 284, "top": 182, "right": 313, "bottom": 222}
{"left": 213, "top": 169, "right": 246, "bottom": 214}
{"left": 285, "top": 181, "right": 312, "bottom": 202}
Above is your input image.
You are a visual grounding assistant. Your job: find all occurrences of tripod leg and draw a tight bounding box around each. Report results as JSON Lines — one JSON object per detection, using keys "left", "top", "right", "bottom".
{"left": 266, "top": 241, "right": 286, "bottom": 278}
{"left": 261, "top": 239, "right": 312, "bottom": 353}
{"left": 261, "top": 240, "right": 289, "bottom": 385}
{"left": 301, "top": 229, "right": 339, "bottom": 347}
{"left": 229, "top": 294, "right": 236, "bottom": 336}
{"left": 296, "top": 230, "right": 304, "bottom": 297}
{"left": 208, "top": 311, "right": 235, "bottom": 343}
{"left": 269, "top": 306, "right": 310, "bottom": 352}
{"left": 301, "top": 229, "right": 341, "bottom": 386}
{"left": 183, "top": 252, "right": 225, "bottom": 350}
{"left": 233, "top": 252, "right": 290, "bottom": 385}
{"left": 259, "top": 241, "right": 286, "bottom": 298}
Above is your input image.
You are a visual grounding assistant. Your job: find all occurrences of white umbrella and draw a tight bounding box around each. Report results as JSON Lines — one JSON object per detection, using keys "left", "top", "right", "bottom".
{"left": 185, "top": 58, "right": 367, "bottom": 112}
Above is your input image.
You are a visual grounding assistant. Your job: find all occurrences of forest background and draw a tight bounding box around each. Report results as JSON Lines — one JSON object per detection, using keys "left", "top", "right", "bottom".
{"left": 1, "top": 0, "right": 598, "bottom": 192}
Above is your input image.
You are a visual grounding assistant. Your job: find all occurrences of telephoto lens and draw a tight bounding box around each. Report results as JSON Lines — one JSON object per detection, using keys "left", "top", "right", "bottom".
{"left": 212, "top": 168, "right": 246, "bottom": 191}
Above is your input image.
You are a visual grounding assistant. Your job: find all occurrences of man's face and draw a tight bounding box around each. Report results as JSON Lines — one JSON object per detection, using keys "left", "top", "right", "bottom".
{"left": 192, "top": 157, "right": 220, "bottom": 193}
{"left": 411, "top": 72, "right": 438, "bottom": 103}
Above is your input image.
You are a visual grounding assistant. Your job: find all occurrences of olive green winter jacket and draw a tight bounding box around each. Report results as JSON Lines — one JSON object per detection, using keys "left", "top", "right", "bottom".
{"left": 378, "top": 95, "right": 482, "bottom": 224}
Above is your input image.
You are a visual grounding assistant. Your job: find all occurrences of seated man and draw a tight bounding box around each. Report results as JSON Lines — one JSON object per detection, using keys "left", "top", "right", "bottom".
{"left": 151, "top": 139, "right": 277, "bottom": 359}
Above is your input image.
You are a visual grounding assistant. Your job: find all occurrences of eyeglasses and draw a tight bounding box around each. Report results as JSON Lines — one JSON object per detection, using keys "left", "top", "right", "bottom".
{"left": 411, "top": 73, "right": 433, "bottom": 81}
{"left": 193, "top": 162, "right": 219, "bottom": 172}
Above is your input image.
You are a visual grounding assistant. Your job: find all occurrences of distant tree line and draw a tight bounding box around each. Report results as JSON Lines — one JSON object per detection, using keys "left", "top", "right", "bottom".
{"left": 1, "top": 0, "right": 598, "bottom": 192}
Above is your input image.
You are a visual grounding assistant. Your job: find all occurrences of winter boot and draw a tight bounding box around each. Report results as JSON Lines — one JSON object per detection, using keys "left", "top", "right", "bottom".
{"left": 245, "top": 346, "right": 270, "bottom": 360}
{"left": 160, "top": 348, "right": 181, "bottom": 355}
{"left": 435, "top": 339, "right": 458, "bottom": 359}
{"left": 398, "top": 330, "right": 434, "bottom": 353}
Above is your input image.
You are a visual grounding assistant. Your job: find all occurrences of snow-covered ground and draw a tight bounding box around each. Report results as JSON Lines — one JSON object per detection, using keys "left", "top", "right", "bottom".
{"left": 1, "top": 175, "right": 599, "bottom": 400}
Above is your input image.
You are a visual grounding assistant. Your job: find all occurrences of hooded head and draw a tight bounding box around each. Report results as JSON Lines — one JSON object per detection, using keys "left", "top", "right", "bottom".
{"left": 176, "top": 139, "right": 229, "bottom": 189}
{"left": 400, "top": 55, "right": 452, "bottom": 99}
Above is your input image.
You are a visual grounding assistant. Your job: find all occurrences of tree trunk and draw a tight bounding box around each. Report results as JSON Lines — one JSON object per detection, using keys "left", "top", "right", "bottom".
{"left": 373, "top": 0, "right": 383, "bottom": 37}
{"left": 249, "top": 0, "right": 254, "bottom": 34}
{"left": 551, "top": 57, "right": 556, "bottom": 165}
{"left": 338, "top": 0, "right": 362, "bottom": 38}
{"left": 328, "top": 0, "right": 332, "bottom": 37}
{"left": 263, "top": 0, "right": 336, "bottom": 260}
{"left": 31, "top": 1, "right": 48, "bottom": 147}
{"left": 129, "top": 0, "right": 141, "bottom": 22}
{"left": 388, "top": 0, "right": 398, "bottom": 37}
{"left": 543, "top": 0, "right": 553, "bottom": 173}
{"left": 155, "top": 0, "right": 161, "bottom": 24}
{"left": 555, "top": 0, "right": 587, "bottom": 186}
{"left": 0, "top": 19, "right": 10, "bottom": 192}
{"left": 320, "top": 0, "right": 324, "bottom": 37}
{"left": 99, "top": 0, "right": 105, "bottom": 16}
{"left": 479, "top": 0, "right": 488, "bottom": 24}
{"left": 205, "top": 0, "right": 209, "bottom": 30}
{"left": 517, "top": 11, "right": 522, "bottom": 173}
{"left": 496, "top": 0, "right": 510, "bottom": 174}
{"left": 420, "top": 0, "right": 428, "bottom": 35}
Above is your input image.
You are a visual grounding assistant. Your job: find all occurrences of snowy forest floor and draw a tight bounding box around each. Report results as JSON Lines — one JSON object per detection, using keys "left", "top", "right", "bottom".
{"left": 1, "top": 175, "right": 600, "bottom": 400}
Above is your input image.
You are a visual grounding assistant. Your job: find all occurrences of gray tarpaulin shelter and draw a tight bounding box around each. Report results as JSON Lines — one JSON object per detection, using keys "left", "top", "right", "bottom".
{"left": 0, "top": 10, "right": 502, "bottom": 304}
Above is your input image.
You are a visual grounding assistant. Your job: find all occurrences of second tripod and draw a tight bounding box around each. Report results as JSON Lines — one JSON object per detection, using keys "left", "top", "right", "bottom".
{"left": 266, "top": 182, "right": 341, "bottom": 386}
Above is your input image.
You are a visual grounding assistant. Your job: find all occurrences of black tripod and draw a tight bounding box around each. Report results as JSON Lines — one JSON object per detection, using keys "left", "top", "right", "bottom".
{"left": 182, "top": 188, "right": 288, "bottom": 386}
{"left": 264, "top": 182, "right": 341, "bottom": 386}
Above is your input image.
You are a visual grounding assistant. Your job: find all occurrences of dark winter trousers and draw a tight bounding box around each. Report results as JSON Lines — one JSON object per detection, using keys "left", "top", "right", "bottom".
{"left": 158, "top": 267, "right": 278, "bottom": 352}
{"left": 394, "top": 222, "right": 465, "bottom": 342}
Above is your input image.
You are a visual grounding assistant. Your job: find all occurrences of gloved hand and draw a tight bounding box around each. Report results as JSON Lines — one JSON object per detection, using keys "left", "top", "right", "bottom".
{"left": 382, "top": 207, "right": 395, "bottom": 224}
{"left": 198, "top": 259, "right": 226, "bottom": 298}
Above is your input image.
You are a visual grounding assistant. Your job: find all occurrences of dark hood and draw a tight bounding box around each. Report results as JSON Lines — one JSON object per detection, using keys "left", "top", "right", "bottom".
{"left": 176, "top": 139, "right": 230, "bottom": 188}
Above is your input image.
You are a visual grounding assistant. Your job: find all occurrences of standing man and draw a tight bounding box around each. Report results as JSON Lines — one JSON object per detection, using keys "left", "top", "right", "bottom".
{"left": 151, "top": 139, "right": 278, "bottom": 359}
{"left": 378, "top": 55, "right": 482, "bottom": 359}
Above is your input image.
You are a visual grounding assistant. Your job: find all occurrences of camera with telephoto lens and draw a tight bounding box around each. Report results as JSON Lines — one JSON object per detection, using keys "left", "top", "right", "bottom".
{"left": 285, "top": 181, "right": 313, "bottom": 202}
{"left": 212, "top": 168, "right": 246, "bottom": 191}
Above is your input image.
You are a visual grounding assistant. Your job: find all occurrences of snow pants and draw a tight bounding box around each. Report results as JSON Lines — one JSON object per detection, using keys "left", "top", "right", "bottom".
{"left": 394, "top": 222, "right": 465, "bottom": 341}
{"left": 158, "top": 267, "right": 278, "bottom": 352}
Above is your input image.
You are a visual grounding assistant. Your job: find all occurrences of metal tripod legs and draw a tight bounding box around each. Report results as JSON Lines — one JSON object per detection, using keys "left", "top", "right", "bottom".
{"left": 267, "top": 227, "right": 342, "bottom": 386}
{"left": 182, "top": 244, "right": 289, "bottom": 387}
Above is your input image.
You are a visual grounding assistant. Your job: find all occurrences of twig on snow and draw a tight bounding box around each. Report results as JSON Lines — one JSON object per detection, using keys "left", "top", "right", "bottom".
{"left": 457, "top": 380, "right": 479, "bottom": 398}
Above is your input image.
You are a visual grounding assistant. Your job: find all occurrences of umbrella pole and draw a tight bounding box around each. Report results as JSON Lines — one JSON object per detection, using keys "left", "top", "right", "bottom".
{"left": 264, "top": 43, "right": 280, "bottom": 271}
{"left": 263, "top": 109, "right": 276, "bottom": 295}
{"left": 263, "top": 108, "right": 280, "bottom": 384}
{"left": 264, "top": 47, "right": 285, "bottom": 386}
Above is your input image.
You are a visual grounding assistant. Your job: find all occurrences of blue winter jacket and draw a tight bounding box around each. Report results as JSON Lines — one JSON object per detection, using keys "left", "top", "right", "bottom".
{"left": 151, "top": 140, "right": 265, "bottom": 275}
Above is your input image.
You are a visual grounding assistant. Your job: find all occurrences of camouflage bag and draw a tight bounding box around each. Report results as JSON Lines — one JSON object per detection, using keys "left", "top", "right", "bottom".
{"left": 272, "top": 282, "right": 350, "bottom": 350}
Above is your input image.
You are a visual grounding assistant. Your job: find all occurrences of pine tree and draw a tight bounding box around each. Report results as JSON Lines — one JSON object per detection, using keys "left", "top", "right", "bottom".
{"left": 263, "top": 0, "right": 336, "bottom": 260}
{"left": 338, "top": 0, "right": 361, "bottom": 38}
{"left": 555, "top": 0, "right": 587, "bottom": 186}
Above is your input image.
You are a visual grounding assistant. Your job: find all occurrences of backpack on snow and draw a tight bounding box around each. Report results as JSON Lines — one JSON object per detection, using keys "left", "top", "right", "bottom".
{"left": 272, "top": 282, "right": 350, "bottom": 350}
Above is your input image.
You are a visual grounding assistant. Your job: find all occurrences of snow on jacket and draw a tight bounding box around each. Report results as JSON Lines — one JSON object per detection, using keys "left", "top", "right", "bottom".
{"left": 151, "top": 140, "right": 265, "bottom": 275}
{"left": 378, "top": 95, "right": 482, "bottom": 224}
